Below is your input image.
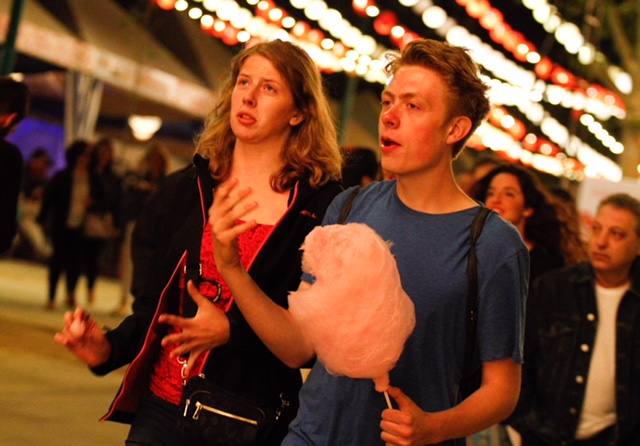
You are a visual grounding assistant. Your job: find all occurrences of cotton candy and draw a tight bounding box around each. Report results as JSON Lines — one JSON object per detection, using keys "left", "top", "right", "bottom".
{"left": 288, "top": 223, "right": 416, "bottom": 392}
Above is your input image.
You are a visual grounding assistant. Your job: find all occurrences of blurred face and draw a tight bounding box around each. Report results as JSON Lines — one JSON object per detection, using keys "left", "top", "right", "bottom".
{"left": 230, "top": 55, "right": 303, "bottom": 149}
{"left": 378, "top": 65, "right": 470, "bottom": 178}
{"left": 485, "top": 173, "right": 532, "bottom": 233}
{"left": 29, "top": 157, "right": 52, "bottom": 180}
{"left": 589, "top": 204, "right": 640, "bottom": 278}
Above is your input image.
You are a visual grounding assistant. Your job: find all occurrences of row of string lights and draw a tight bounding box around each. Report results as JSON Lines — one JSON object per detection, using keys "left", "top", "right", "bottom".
{"left": 154, "top": 0, "right": 627, "bottom": 182}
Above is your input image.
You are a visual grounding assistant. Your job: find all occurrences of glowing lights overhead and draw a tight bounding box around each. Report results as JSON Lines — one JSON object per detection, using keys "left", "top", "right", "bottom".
{"left": 153, "top": 0, "right": 626, "bottom": 182}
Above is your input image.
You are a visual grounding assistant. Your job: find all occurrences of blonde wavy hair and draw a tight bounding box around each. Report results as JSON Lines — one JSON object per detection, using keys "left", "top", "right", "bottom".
{"left": 195, "top": 40, "right": 342, "bottom": 191}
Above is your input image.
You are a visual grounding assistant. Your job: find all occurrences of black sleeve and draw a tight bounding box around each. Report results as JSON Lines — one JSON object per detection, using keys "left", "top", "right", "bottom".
{"left": 91, "top": 175, "right": 175, "bottom": 375}
{"left": 0, "top": 145, "right": 23, "bottom": 253}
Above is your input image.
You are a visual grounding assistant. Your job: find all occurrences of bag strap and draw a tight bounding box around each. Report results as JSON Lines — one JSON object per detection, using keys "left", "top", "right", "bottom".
{"left": 337, "top": 186, "right": 362, "bottom": 224}
{"left": 462, "top": 206, "right": 492, "bottom": 379}
{"left": 338, "top": 188, "right": 489, "bottom": 382}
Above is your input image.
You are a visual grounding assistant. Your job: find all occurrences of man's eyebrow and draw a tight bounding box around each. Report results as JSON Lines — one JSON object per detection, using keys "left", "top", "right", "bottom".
{"left": 381, "top": 91, "right": 420, "bottom": 100}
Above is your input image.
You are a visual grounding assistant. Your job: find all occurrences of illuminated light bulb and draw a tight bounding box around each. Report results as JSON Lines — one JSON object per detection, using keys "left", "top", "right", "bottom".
{"left": 445, "top": 25, "right": 469, "bottom": 47}
{"left": 188, "top": 7, "right": 203, "bottom": 19}
{"left": 247, "top": 16, "right": 266, "bottom": 35}
{"left": 466, "top": 0, "right": 489, "bottom": 19}
{"left": 292, "top": 21, "right": 309, "bottom": 37}
{"left": 500, "top": 115, "right": 515, "bottom": 129}
{"left": 203, "top": 0, "right": 219, "bottom": 10}
{"left": 291, "top": 0, "right": 310, "bottom": 8}
{"left": 543, "top": 13, "right": 561, "bottom": 32}
{"left": 356, "top": 63, "right": 368, "bottom": 76}
{"left": 611, "top": 143, "right": 624, "bottom": 154}
{"left": 516, "top": 43, "right": 529, "bottom": 56}
{"left": 356, "top": 35, "right": 377, "bottom": 55}
{"left": 237, "top": 30, "right": 251, "bottom": 42}
{"left": 526, "top": 51, "right": 541, "bottom": 64}
{"left": 366, "top": 5, "right": 380, "bottom": 17}
{"left": 399, "top": 0, "right": 420, "bottom": 6}
{"left": 578, "top": 44, "right": 595, "bottom": 65}
{"left": 343, "top": 27, "right": 363, "bottom": 48}
{"left": 479, "top": 8, "right": 502, "bottom": 30}
{"left": 268, "top": 8, "right": 283, "bottom": 22}
{"left": 579, "top": 113, "right": 594, "bottom": 126}
{"left": 353, "top": 0, "right": 368, "bottom": 9}
{"left": 175, "top": 0, "right": 189, "bottom": 11}
{"left": 539, "top": 143, "right": 553, "bottom": 155}
{"left": 246, "top": 0, "right": 259, "bottom": 4}
{"left": 341, "top": 58, "right": 357, "bottom": 73}
{"left": 532, "top": 3, "right": 551, "bottom": 23}
{"left": 157, "top": 0, "right": 176, "bottom": 11}
{"left": 257, "top": 1, "right": 270, "bottom": 11}
{"left": 305, "top": 1, "right": 327, "bottom": 20}
{"left": 282, "top": 16, "right": 296, "bottom": 28}
{"left": 214, "top": 20, "right": 226, "bottom": 32}
{"left": 319, "top": 9, "right": 342, "bottom": 30}
{"left": 608, "top": 66, "right": 633, "bottom": 95}
{"left": 524, "top": 133, "right": 537, "bottom": 146}
{"left": 230, "top": 8, "right": 252, "bottom": 29}
{"left": 391, "top": 25, "right": 406, "bottom": 39}
{"left": 422, "top": 6, "right": 447, "bottom": 29}
{"left": 128, "top": 115, "right": 162, "bottom": 141}
{"left": 217, "top": 0, "right": 238, "bottom": 21}
{"left": 200, "top": 14, "right": 214, "bottom": 28}
{"left": 321, "top": 38, "right": 335, "bottom": 50}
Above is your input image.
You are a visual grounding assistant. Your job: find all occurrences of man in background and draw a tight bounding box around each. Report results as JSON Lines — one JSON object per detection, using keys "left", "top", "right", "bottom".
{"left": 510, "top": 193, "right": 640, "bottom": 445}
{"left": 0, "top": 77, "right": 29, "bottom": 253}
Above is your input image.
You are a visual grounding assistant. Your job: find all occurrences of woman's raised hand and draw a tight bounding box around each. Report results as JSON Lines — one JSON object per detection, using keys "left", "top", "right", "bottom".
{"left": 54, "top": 307, "right": 111, "bottom": 367}
{"left": 158, "top": 280, "right": 231, "bottom": 376}
{"left": 209, "top": 178, "right": 258, "bottom": 273}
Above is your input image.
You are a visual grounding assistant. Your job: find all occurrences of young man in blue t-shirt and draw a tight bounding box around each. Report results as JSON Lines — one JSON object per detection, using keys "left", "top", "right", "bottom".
{"left": 210, "top": 38, "right": 528, "bottom": 445}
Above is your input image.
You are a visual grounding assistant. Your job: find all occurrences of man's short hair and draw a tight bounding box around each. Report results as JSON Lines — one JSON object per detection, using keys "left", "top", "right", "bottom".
{"left": 384, "top": 39, "right": 490, "bottom": 158}
{"left": 0, "top": 77, "right": 29, "bottom": 122}
{"left": 598, "top": 193, "right": 640, "bottom": 237}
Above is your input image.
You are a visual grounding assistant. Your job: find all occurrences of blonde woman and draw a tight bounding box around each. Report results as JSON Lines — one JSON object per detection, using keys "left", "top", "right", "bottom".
{"left": 55, "top": 40, "right": 342, "bottom": 446}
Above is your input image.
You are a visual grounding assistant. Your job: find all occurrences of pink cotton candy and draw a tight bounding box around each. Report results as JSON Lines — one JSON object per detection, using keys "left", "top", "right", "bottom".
{"left": 288, "top": 223, "right": 416, "bottom": 392}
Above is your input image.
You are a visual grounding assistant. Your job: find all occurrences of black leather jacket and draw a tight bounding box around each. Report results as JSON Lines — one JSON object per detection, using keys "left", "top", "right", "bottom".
{"left": 509, "top": 260, "right": 640, "bottom": 446}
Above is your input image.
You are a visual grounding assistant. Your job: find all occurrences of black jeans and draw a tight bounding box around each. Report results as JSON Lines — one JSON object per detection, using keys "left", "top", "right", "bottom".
{"left": 125, "top": 392, "right": 180, "bottom": 446}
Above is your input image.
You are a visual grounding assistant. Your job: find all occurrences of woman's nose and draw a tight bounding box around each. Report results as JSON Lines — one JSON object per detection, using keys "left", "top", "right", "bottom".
{"left": 242, "top": 87, "right": 257, "bottom": 106}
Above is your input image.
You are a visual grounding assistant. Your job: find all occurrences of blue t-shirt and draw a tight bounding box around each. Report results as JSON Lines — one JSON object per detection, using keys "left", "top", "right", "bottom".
{"left": 284, "top": 181, "right": 529, "bottom": 446}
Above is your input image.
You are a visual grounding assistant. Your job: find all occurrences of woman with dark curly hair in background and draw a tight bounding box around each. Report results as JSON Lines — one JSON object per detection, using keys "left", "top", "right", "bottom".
{"left": 474, "top": 163, "right": 587, "bottom": 283}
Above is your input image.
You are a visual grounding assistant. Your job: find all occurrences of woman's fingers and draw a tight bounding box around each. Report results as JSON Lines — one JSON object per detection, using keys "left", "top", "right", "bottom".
{"left": 158, "top": 313, "right": 188, "bottom": 329}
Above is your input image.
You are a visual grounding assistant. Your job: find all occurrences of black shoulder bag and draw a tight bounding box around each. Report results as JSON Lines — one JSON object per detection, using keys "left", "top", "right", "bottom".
{"left": 176, "top": 235, "right": 289, "bottom": 446}
{"left": 335, "top": 190, "right": 491, "bottom": 400}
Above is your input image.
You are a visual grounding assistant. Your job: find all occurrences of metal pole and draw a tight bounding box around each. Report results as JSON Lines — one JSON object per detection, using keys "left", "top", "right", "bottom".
{"left": 338, "top": 74, "right": 359, "bottom": 147}
{"left": 0, "top": 0, "right": 27, "bottom": 75}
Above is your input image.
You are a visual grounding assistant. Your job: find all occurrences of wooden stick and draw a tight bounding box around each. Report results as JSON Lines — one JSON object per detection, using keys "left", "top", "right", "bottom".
{"left": 383, "top": 390, "right": 393, "bottom": 409}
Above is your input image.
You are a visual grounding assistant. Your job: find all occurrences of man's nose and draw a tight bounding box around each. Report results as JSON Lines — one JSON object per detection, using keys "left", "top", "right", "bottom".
{"left": 381, "top": 106, "right": 399, "bottom": 128}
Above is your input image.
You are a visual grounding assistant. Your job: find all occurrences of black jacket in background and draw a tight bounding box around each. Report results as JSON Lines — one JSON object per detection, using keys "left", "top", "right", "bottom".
{"left": 509, "top": 260, "right": 640, "bottom": 446}
{"left": 92, "top": 155, "right": 341, "bottom": 444}
{"left": 0, "top": 139, "right": 23, "bottom": 253}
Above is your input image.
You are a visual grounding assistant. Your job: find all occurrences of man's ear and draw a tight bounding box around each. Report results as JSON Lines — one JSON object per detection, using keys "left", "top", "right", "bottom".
{"left": 445, "top": 116, "right": 472, "bottom": 146}
{"left": 289, "top": 110, "right": 304, "bottom": 127}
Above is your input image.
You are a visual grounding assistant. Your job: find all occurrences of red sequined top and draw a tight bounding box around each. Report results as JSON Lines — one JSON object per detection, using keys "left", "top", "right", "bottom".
{"left": 149, "top": 221, "right": 273, "bottom": 405}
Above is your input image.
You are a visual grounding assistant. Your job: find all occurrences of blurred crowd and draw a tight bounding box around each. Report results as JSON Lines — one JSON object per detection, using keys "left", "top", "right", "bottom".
{"left": 8, "top": 136, "right": 171, "bottom": 313}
